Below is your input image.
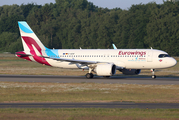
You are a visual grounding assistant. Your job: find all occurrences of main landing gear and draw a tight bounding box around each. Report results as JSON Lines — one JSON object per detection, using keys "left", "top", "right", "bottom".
{"left": 151, "top": 69, "right": 156, "bottom": 79}
{"left": 86, "top": 68, "right": 94, "bottom": 79}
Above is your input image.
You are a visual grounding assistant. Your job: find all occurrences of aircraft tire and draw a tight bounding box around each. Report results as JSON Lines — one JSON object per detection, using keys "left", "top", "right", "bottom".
{"left": 152, "top": 75, "right": 156, "bottom": 79}
{"left": 86, "top": 73, "right": 93, "bottom": 79}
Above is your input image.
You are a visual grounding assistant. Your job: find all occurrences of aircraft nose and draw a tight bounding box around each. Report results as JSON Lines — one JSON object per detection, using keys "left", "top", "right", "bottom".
{"left": 170, "top": 58, "right": 177, "bottom": 67}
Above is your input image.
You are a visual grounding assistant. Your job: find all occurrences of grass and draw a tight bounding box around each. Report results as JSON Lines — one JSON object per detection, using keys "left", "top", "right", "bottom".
{"left": 0, "top": 108, "right": 179, "bottom": 120}
{"left": 0, "top": 54, "right": 87, "bottom": 76}
{"left": 0, "top": 60, "right": 87, "bottom": 76}
{"left": 0, "top": 82, "right": 179, "bottom": 103}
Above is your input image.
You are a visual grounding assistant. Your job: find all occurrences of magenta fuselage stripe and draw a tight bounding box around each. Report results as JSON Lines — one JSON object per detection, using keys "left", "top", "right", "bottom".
{"left": 22, "top": 36, "right": 51, "bottom": 66}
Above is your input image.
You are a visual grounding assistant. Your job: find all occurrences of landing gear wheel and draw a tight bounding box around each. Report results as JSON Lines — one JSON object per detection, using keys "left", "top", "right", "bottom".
{"left": 152, "top": 75, "right": 156, "bottom": 79}
{"left": 86, "top": 73, "right": 94, "bottom": 79}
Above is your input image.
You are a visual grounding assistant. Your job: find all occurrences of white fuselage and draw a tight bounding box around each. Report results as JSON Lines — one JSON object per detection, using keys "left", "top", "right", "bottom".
{"left": 41, "top": 49, "right": 177, "bottom": 70}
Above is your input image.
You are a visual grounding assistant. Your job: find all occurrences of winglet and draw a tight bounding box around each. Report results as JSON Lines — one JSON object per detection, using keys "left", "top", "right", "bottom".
{"left": 112, "top": 44, "right": 117, "bottom": 49}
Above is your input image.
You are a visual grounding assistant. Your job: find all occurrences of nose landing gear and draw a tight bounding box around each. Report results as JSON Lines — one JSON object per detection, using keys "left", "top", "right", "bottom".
{"left": 151, "top": 69, "right": 156, "bottom": 79}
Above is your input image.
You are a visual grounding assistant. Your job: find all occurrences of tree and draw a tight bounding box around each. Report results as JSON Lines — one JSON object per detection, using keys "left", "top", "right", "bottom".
{"left": 0, "top": 32, "right": 19, "bottom": 52}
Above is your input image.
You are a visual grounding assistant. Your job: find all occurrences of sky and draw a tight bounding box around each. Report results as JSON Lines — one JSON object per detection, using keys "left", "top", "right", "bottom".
{"left": 0, "top": 0, "right": 165, "bottom": 9}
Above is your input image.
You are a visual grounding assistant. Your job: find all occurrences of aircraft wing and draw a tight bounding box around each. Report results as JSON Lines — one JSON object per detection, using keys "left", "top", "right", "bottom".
{"left": 43, "top": 56, "right": 98, "bottom": 65}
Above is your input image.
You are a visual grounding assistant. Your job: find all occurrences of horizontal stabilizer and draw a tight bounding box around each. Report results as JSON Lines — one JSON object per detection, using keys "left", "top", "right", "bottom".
{"left": 15, "top": 51, "right": 32, "bottom": 57}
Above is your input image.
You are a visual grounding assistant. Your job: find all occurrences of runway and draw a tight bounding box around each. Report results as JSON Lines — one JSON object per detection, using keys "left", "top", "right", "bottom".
{"left": 0, "top": 75, "right": 179, "bottom": 109}
{"left": 0, "top": 102, "right": 179, "bottom": 109}
{"left": 0, "top": 75, "right": 179, "bottom": 85}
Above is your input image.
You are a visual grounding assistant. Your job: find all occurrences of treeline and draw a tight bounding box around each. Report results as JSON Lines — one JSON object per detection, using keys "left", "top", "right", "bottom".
{"left": 0, "top": 0, "right": 179, "bottom": 56}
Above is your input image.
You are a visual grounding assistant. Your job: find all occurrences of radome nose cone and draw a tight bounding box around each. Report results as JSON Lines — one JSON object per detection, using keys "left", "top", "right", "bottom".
{"left": 171, "top": 58, "right": 177, "bottom": 67}
{"left": 174, "top": 59, "right": 177, "bottom": 66}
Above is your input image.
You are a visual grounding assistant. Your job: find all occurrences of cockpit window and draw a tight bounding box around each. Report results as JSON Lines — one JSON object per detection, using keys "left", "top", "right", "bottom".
{"left": 158, "top": 54, "right": 170, "bottom": 58}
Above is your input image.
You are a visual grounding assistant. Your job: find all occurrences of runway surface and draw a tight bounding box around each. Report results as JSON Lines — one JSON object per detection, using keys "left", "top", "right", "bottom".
{"left": 0, "top": 102, "right": 179, "bottom": 109}
{"left": 0, "top": 75, "right": 179, "bottom": 85}
{"left": 0, "top": 75, "right": 179, "bottom": 109}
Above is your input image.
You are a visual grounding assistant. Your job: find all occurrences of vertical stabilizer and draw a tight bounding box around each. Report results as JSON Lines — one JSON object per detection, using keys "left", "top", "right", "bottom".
{"left": 17, "top": 21, "right": 51, "bottom": 66}
{"left": 18, "top": 21, "right": 46, "bottom": 53}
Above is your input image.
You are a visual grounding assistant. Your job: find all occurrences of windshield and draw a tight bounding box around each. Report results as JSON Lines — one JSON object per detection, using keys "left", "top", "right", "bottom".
{"left": 158, "top": 54, "right": 170, "bottom": 58}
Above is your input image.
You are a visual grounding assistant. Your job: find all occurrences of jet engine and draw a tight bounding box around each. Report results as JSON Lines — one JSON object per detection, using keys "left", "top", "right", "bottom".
{"left": 121, "top": 69, "right": 141, "bottom": 75}
{"left": 94, "top": 64, "right": 116, "bottom": 76}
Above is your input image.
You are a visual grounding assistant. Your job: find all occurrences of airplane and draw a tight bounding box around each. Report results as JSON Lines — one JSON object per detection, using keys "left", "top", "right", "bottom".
{"left": 16, "top": 21, "right": 177, "bottom": 79}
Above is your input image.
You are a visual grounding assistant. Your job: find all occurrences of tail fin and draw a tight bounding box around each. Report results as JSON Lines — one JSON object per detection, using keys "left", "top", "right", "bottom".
{"left": 17, "top": 21, "right": 51, "bottom": 66}
{"left": 18, "top": 21, "right": 46, "bottom": 54}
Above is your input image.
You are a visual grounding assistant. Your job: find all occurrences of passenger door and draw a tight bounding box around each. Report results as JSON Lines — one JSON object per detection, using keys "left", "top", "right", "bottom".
{"left": 147, "top": 50, "right": 153, "bottom": 62}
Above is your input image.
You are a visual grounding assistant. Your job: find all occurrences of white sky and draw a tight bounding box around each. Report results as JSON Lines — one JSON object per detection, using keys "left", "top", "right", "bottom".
{"left": 0, "top": 0, "right": 165, "bottom": 9}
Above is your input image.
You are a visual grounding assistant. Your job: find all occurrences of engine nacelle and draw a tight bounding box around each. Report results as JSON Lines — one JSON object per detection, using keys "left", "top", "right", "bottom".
{"left": 94, "top": 64, "right": 116, "bottom": 76}
{"left": 121, "top": 69, "right": 141, "bottom": 75}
